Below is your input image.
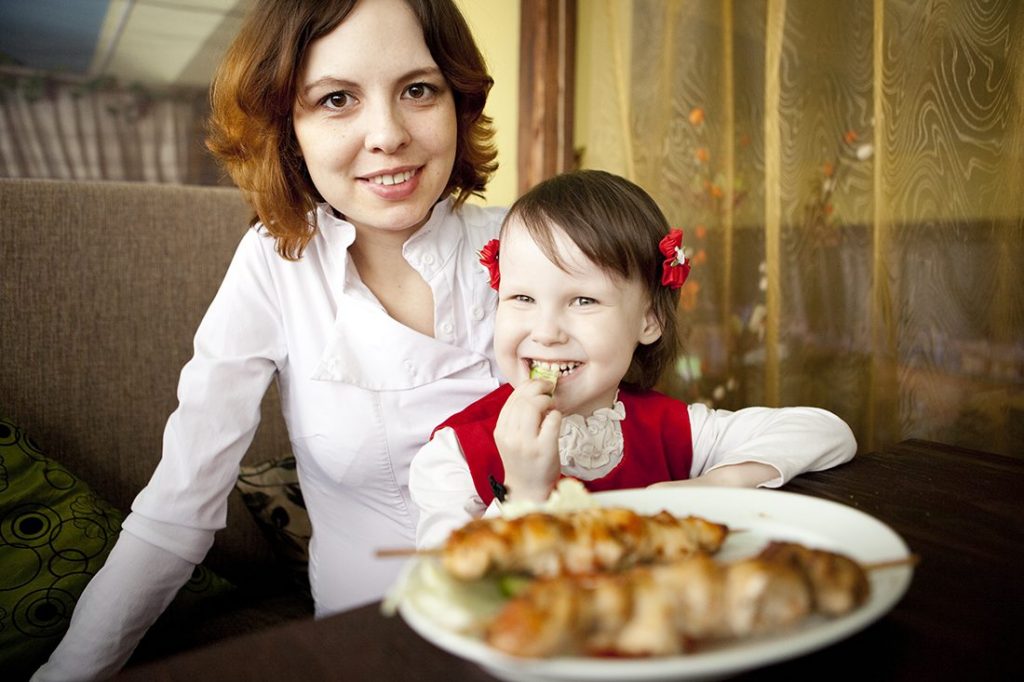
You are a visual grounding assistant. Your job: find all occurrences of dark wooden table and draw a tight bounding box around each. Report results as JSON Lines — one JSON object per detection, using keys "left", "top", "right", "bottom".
{"left": 119, "top": 440, "right": 1022, "bottom": 681}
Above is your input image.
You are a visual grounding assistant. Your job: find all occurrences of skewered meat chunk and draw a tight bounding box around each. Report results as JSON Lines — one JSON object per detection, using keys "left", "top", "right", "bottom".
{"left": 485, "top": 542, "right": 870, "bottom": 658}
{"left": 757, "top": 541, "right": 869, "bottom": 615}
{"left": 441, "top": 507, "right": 729, "bottom": 581}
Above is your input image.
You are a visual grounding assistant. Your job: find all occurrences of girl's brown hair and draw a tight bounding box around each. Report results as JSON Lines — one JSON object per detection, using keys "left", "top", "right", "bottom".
{"left": 502, "top": 170, "right": 682, "bottom": 389}
{"left": 206, "top": 0, "right": 498, "bottom": 259}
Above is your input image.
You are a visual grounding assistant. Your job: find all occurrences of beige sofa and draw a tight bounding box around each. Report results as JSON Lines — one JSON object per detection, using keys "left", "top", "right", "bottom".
{"left": 1, "top": 178, "right": 312, "bottom": 672}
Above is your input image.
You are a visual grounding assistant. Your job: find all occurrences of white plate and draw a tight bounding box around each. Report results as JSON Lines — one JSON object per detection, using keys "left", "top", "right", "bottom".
{"left": 398, "top": 487, "right": 914, "bottom": 682}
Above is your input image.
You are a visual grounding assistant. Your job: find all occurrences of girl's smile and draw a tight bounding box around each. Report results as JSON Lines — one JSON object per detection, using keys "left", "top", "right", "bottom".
{"left": 528, "top": 359, "right": 583, "bottom": 379}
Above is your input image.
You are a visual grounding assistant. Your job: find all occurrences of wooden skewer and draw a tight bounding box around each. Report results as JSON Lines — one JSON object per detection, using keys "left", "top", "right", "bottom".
{"left": 376, "top": 547, "right": 439, "bottom": 559}
{"left": 863, "top": 554, "right": 919, "bottom": 571}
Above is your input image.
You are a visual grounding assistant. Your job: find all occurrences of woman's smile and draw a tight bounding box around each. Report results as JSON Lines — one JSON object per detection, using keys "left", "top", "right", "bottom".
{"left": 363, "top": 168, "right": 417, "bottom": 186}
{"left": 360, "top": 166, "right": 422, "bottom": 199}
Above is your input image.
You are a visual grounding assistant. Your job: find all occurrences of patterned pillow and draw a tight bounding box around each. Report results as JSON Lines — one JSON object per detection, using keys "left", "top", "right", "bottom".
{"left": 235, "top": 456, "right": 311, "bottom": 588}
{"left": 0, "top": 416, "right": 234, "bottom": 680}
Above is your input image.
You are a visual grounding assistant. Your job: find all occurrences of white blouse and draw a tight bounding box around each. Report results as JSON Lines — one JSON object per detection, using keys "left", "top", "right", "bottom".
{"left": 36, "top": 198, "right": 507, "bottom": 682}
{"left": 131, "top": 197, "right": 507, "bottom": 613}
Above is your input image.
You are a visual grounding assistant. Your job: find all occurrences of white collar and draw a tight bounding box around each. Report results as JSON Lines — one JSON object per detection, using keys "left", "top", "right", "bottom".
{"left": 309, "top": 197, "right": 487, "bottom": 390}
{"left": 314, "top": 197, "right": 458, "bottom": 298}
{"left": 558, "top": 396, "right": 627, "bottom": 480}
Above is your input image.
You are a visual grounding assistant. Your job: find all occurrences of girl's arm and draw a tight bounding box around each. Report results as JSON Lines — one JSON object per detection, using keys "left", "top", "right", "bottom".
{"left": 667, "top": 460, "right": 781, "bottom": 487}
{"left": 409, "top": 427, "right": 491, "bottom": 549}
{"left": 654, "top": 403, "right": 856, "bottom": 489}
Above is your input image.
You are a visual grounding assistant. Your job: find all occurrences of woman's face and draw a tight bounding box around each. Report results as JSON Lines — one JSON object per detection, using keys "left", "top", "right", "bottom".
{"left": 292, "top": 0, "right": 457, "bottom": 239}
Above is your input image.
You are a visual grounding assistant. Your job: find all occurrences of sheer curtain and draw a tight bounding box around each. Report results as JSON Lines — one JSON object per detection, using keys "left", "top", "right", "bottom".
{"left": 576, "top": 0, "right": 1023, "bottom": 456}
{"left": 0, "top": 70, "right": 221, "bottom": 185}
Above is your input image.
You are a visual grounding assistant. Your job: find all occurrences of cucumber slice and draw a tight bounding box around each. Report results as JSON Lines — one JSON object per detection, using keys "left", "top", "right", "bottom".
{"left": 530, "top": 364, "right": 559, "bottom": 392}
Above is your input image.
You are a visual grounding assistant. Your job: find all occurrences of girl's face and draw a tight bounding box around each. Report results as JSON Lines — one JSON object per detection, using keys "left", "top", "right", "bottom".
{"left": 494, "top": 218, "right": 663, "bottom": 417}
{"left": 292, "top": 0, "right": 457, "bottom": 240}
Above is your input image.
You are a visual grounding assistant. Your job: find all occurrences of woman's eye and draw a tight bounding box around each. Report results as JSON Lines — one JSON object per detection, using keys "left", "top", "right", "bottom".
{"left": 572, "top": 296, "right": 597, "bottom": 306}
{"left": 513, "top": 294, "right": 534, "bottom": 303}
{"left": 320, "top": 91, "right": 353, "bottom": 110}
{"left": 404, "top": 82, "right": 438, "bottom": 101}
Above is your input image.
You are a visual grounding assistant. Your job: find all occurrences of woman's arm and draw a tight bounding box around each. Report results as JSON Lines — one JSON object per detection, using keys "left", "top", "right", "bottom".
{"left": 31, "top": 528, "right": 197, "bottom": 681}
{"left": 36, "top": 230, "right": 286, "bottom": 679}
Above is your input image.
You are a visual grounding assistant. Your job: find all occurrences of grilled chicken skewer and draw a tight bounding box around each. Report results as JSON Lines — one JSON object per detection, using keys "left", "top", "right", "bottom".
{"left": 441, "top": 507, "right": 729, "bottom": 581}
{"left": 485, "top": 541, "right": 870, "bottom": 658}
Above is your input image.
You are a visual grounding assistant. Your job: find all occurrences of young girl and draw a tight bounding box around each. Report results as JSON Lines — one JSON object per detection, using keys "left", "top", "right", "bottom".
{"left": 410, "top": 170, "right": 856, "bottom": 548}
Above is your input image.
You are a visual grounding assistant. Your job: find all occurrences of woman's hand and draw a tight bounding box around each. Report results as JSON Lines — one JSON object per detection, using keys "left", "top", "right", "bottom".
{"left": 494, "top": 378, "right": 563, "bottom": 503}
{"left": 648, "top": 462, "right": 780, "bottom": 489}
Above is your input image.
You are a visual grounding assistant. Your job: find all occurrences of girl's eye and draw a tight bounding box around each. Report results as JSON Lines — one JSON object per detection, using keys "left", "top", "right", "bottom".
{"left": 404, "top": 82, "right": 438, "bottom": 101}
{"left": 320, "top": 91, "right": 353, "bottom": 110}
{"left": 572, "top": 296, "right": 598, "bottom": 306}
{"left": 513, "top": 294, "right": 534, "bottom": 303}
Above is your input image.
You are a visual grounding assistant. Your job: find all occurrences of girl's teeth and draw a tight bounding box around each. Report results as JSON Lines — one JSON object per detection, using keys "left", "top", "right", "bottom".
{"left": 370, "top": 170, "right": 415, "bottom": 186}
{"left": 530, "top": 360, "right": 581, "bottom": 376}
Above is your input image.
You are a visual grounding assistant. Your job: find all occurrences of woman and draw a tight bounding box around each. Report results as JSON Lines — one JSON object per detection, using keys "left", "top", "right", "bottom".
{"left": 35, "top": 0, "right": 505, "bottom": 678}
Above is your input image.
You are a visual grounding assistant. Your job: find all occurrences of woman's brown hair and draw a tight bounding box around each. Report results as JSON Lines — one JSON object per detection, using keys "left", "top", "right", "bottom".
{"left": 206, "top": 0, "right": 498, "bottom": 259}
{"left": 501, "top": 170, "right": 682, "bottom": 390}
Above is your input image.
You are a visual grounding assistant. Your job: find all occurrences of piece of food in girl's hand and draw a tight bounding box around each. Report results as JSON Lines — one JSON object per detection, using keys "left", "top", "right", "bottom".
{"left": 529, "top": 361, "right": 560, "bottom": 393}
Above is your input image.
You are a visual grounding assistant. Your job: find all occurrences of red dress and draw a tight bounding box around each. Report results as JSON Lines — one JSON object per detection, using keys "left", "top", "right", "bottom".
{"left": 432, "top": 384, "right": 694, "bottom": 505}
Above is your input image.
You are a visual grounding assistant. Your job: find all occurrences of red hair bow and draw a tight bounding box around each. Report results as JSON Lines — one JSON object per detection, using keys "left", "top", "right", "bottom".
{"left": 478, "top": 238, "right": 501, "bottom": 290}
{"left": 659, "top": 229, "right": 691, "bottom": 289}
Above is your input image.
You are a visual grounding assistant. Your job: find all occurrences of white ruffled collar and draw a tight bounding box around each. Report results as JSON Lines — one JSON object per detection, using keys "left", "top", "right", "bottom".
{"left": 558, "top": 395, "right": 626, "bottom": 480}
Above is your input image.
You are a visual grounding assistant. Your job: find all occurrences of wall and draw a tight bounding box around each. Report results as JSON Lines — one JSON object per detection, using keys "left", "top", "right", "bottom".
{"left": 574, "top": 0, "right": 640, "bottom": 179}
{"left": 456, "top": 0, "right": 520, "bottom": 208}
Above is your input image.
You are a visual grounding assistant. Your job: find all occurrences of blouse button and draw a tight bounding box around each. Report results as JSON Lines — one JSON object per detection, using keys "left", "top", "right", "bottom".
{"left": 441, "top": 321, "right": 454, "bottom": 336}
{"left": 471, "top": 306, "right": 484, "bottom": 321}
{"left": 422, "top": 253, "right": 436, "bottom": 265}
{"left": 403, "top": 359, "right": 415, "bottom": 373}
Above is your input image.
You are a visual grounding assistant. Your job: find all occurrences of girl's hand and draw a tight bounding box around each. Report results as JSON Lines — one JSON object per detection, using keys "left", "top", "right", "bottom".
{"left": 494, "top": 378, "right": 563, "bottom": 503}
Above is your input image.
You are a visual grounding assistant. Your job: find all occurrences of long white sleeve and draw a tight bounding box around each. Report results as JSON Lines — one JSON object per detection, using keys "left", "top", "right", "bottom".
{"left": 31, "top": 527, "right": 198, "bottom": 682}
{"left": 410, "top": 427, "right": 487, "bottom": 549}
{"left": 688, "top": 403, "right": 856, "bottom": 486}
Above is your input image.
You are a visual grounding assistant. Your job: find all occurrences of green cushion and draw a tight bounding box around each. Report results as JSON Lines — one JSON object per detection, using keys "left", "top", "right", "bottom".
{"left": 0, "top": 416, "right": 233, "bottom": 680}
{"left": 236, "top": 456, "right": 311, "bottom": 590}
